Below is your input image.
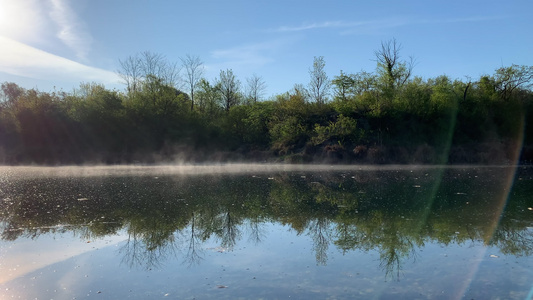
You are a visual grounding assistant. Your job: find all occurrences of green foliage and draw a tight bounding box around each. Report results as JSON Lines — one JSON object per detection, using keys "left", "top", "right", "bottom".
{"left": 312, "top": 114, "right": 359, "bottom": 146}
{"left": 218, "top": 69, "right": 241, "bottom": 112}
{"left": 268, "top": 93, "right": 310, "bottom": 153}
{"left": 126, "top": 75, "right": 188, "bottom": 118}
{"left": 242, "top": 101, "right": 275, "bottom": 147}
{"left": 269, "top": 116, "right": 307, "bottom": 152}
{"left": 493, "top": 64, "right": 533, "bottom": 101}
{"left": 195, "top": 78, "right": 222, "bottom": 118}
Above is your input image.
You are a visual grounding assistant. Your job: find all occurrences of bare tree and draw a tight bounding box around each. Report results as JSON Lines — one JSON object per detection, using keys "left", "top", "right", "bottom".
{"left": 139, "top": 51, "right": 181, "bottom": 88}
{"left": 180, "top": 54, "right": 204, "bottom": 111}
{"left": 218, "top": 69, "right": 241, "bottom": 112}
{"left": 247, "top": 218, "right": 266, "bottom": 245}
{"left": 374, "top": 38, "right": 414, "bottom": 91}
{"left": 118, "top": 51, "right": 181, "bottom": 94}
{"left": 184, "top": 213, "right": 204, "bottom": 266}
{"left": 219, "top": 211, "right": 241, "bottom": 250}
{"left": 308, "top": 217, "right": 332, "bottom": 265}
{"left": 308, "top": 56, "right": 331, "bottom": 104}
{"left": 162, "top": 61, "right": 181, "bottom": 89}
{"left": 245, "top": 73, "right": 267, "bottom": 104}
{"left": 118, "top": 55, "right": 143, "bottom": 94}
{"left": 139, "top": 51, "right": 165, "bottom": 79}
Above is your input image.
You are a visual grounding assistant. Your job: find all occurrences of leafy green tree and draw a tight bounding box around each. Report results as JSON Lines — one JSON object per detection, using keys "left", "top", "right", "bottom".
{"left": 269, "top": 92, "right": 310, "bottom": 153}
{"left": 0, "top": 82, "right": 24, "bottom": 163}
{"left": 332, "top": 71, "right": 355, "bottom": 102}
{"left": 65, "top": 82, "right": 127, "bottom": 161}
{"left": 10, "top": 88, "right": 75, "bottom": 163}
{"left": 428, "top": 75, "right": 459, "bottom": 113}
{"left": 223, "top": 102, "right": 275, "bottom": 149}
{"left": 312, "top": 114, "right": 359, "bottom": 147}
{"left": 1, "top": 82, "right": 24, "bottom": 109}
{"left": 124, "top": 75, "right": 189, "bottom": 151}
{"left": 195, "top": 78, "right": 222, "bottom": 118}
{"left": 493, "top": 64, "right": 533, "bottom": 101}
{"left": 217, "top": 69, "right": 241, "bottom": 112}
{"left": 394, "top": 76, "right": 432, "bottom": 116}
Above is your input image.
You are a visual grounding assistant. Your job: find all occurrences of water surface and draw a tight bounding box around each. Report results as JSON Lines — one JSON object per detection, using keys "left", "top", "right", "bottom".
{"left": 0, "top": 165, "right": 532, "bottom": 299}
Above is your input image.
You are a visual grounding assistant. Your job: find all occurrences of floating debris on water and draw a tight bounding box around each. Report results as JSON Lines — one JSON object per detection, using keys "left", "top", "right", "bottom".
{"left": 455, "top": 192, "right": 467, "bottom": 195}
{"left": 490, "top": 255, "right": 499, "bottom": 258}
{"left": 77, "top": 198, "right": 89, "bottom": 201}
{"left": 207, "top": 247, "right": 230, "bottom": 253}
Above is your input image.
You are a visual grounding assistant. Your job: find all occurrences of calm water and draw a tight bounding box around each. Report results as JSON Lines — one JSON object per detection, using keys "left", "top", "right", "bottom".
{"left": 0, "top": 164, "right": 532, "bottom": 299}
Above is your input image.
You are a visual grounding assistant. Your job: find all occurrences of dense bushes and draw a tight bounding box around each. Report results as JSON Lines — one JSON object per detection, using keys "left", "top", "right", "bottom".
{"left": 0, "top": 63, "right": 532, "bottom": 165}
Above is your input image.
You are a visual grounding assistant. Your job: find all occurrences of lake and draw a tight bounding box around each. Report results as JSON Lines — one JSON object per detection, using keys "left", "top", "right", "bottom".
{"left": 0, "top": 164, "right": 532, "bottom": 299}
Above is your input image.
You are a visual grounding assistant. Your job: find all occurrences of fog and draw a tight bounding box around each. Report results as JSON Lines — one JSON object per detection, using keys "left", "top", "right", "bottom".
{"left": 0, "top": 163, "right": 514, "bottom": 179}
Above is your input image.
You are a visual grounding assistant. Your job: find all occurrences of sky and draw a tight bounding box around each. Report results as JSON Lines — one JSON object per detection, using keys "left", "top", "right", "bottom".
{"left": 0, "top": 0, "right": 532, "bottom": 98}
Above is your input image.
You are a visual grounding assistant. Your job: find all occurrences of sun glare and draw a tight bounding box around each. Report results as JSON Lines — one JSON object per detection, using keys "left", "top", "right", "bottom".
{"left": 0, "top": 0, "right": 43, "bottom": 41}
{"left": 0, "top": 2, "right": 15, "bottom": 36}
{"left": 0, "top": 4, "right": 7, "bottom": 28}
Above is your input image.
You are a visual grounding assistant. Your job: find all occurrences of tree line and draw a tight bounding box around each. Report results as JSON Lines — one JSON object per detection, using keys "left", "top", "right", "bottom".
{"left": 1, "top": 39, "right": 532, "bottom": 165}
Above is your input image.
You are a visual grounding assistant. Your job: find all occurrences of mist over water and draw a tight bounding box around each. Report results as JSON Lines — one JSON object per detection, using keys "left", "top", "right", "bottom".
{"left": 0, "top": 163, "right": 512, "bottom": 178}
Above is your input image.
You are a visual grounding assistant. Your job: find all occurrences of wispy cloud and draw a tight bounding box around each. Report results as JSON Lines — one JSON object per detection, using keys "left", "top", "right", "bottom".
{"left": 273, "top": 15, "right": 506, "bottom": 35}
{"left": 270, "top": 18, "right": 410, "bottom": 36}
{"left": 0, "top": 36, "right": 120, "bottom": 85}
{"left": 439, "top": 15, "right": 506, "bottom": 24}
{"left": 49, "top": 0, "right": 93, "bottom": 61}
{"left": 211, "top": 42, "right": 275, "bottom": 66}
{"left": 208, "top": 39, "right": 295, "bottom": 72}
{"left": 274, "top": 21, "right": 370, "bottom": 32}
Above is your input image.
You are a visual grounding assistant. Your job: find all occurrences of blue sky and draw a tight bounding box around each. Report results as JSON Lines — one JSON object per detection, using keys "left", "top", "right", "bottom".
{"left": 0, "top": 0, "right": 532, "bottom": 98}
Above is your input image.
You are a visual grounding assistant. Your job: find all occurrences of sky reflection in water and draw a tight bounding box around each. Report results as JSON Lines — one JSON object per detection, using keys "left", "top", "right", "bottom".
{"left": 0, "top": 165, "right": 531, "bottom": 299}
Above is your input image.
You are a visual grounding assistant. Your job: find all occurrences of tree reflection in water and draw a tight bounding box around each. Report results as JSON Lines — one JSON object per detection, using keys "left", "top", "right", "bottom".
{"left": 120, "top": 227, "right": 179, "bottom": 269}
{"left": 183, "top": 212, "right": 205, "bottom": 266}
{"left": 0, "top": 166, "right": 532, "bottom": 279}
